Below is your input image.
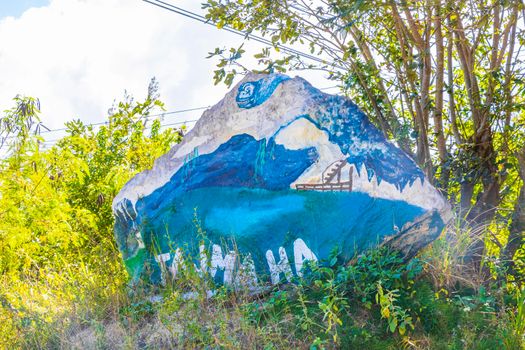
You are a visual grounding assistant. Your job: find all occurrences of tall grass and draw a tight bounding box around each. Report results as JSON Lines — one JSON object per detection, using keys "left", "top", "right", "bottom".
{"left": 2, "top": 214, "right": 525, "bottom": 349}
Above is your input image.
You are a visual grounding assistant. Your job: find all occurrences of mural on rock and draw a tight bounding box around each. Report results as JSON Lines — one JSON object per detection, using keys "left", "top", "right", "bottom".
{"left": 113, "top": 73, "right": 451, "bottom": 289}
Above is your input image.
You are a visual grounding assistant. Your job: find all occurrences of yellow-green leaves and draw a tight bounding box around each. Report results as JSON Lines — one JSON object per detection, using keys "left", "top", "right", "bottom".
{"left": 0, "top": 83, "right": 183, "bottom": 347}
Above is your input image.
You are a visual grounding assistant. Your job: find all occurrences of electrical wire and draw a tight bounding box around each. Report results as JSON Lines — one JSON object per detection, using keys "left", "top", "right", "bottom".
{"left": 2, "top": 83, "right": 341, "bottom": 150}
{"left": 19, "top": 85, "right": 340, "bottom": 139}
{"left": 37, "top": 118, "right": 199, "bottom": 150}
{"left": 0, "top": 110, "right": 203, "bottom": 151}
{"left": 38, "top": 105, "right": 209, "bottom": 135}
{"left": 142, "top": 0, "right": 347, "bottom": 71}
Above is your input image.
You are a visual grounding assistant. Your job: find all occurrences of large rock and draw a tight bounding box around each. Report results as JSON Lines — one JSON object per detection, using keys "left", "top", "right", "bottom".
{"left": 113, "top": 73, "right": 450, "bottom": 288}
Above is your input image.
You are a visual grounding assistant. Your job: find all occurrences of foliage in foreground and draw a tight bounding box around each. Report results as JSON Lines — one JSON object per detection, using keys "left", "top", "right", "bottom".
{"left": 17, "top": 242, "right": 525, "bottom": 349}
{"left": 0, "top": 88, "right": 183, "bottom": 348}
{"left": 0, "top": 88, "right": 524, "bottom": 348}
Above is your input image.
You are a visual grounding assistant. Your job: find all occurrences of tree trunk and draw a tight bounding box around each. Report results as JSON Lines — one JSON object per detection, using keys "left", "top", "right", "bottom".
{"left": 467, "top": 126, "right": 501, "bottom": 224}
{"left": 501, "top": 149, "right": 525, "bottom": 276}
{"left": 433, "top": 0, "right": 448, "bottom": 192}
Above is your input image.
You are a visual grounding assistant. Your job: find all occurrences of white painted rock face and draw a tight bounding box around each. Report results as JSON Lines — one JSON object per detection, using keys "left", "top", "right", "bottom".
{"left": 113, "top": 73, "right": 450, "bottom": 287}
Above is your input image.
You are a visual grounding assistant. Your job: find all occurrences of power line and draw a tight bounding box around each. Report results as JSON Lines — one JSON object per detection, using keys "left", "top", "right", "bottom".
{"left": 4, "top": 84, "right": 340, "bottom": 148}
{"left": 160, "top": 119, "right": 198, "bottom": 128}
{"left": 320, "top": 86, "right": 340, "bottom": 91}
{"left": 38, "top": 105, "right": 209, "bottom": 134}
{"left": 39, "top": 118, "right": 198, "bottom": 142}
{"left": 32, "top": 85, "right": 339, "bottom": 137}
{"left": 37, "top": 119, "right": 199, "bottom": 150}
{"left": 0, "top": 107, "right": 205, "bottom": 151}
{"left": 142, "top": 0, "right": 346, "bottom": 71}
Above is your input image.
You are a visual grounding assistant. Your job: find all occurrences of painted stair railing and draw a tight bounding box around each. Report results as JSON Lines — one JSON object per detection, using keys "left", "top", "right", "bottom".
{"left": 296, "top": 160, "right": 353, "bottom": 191}
{"left": 322, "top": 160, "right": 349, "bottom": 184}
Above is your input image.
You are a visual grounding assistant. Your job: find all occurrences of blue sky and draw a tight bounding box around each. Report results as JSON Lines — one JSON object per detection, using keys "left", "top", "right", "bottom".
{"left": 0, "top": 0, "right": 331, "bottom": 143}
{"left": 0, "top": 0, "right": 49, "bottom": 18}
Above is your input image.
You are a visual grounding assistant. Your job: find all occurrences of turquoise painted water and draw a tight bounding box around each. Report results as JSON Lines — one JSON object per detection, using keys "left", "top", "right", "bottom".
{"left": 136, "top": 187, "right": 427, "bottom": 283}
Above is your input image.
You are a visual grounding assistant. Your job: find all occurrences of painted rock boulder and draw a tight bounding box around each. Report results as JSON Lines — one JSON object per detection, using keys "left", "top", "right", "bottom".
{"left": 113, "top": 73, "right": 451, "bottom": 288}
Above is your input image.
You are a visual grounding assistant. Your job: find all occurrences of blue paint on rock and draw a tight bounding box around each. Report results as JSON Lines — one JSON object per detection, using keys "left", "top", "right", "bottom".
{"left": 273, "top": 111, "right": 424, "bottom": 192}
{"left": 113, "top": 74, "right": 446, "bottom": 286}
{"left": 236, "top": 74, "right": 290, "bottom": 108}
{"left": 136, "top": 134, "right": 319, "bottom": 218}
{"left": 303, "top": 94, "right": 425, "bottom": 191}
{"left": 133, "top": 187, "right": 427, "bottom": 284}
{"left": 238, "top": 75, "right": 425, "bottom": 191}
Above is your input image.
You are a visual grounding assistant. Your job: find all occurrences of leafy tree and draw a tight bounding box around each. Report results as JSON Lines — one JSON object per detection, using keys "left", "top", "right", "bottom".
{"left": 0, "top": 80, "right": 184, "bottom": 344}
{"left": 203, "top": 0, "right": 525, "bottom": 267}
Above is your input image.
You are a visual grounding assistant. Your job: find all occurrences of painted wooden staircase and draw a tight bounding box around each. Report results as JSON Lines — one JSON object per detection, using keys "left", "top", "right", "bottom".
{"left": 322, "top": 160, "right": 348, "bottom": 184}
{"left": 295, "top": 159, "right": 353, "bottom": 192}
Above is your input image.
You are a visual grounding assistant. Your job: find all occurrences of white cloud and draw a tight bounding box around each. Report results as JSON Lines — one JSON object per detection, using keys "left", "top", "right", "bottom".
{"left": 0, "top": 0, "right": 332, "bottom": 134}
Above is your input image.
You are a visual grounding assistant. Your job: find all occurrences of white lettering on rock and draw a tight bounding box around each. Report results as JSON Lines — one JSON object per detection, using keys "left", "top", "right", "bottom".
{"left": 154, "top": 252, "right": 171, "bottom": 284}
{"left": 235, "top": 254, "right": 259, "bottom": 291}
{"left": 293, "top": 238, "right": 318, "bottom": 277}
{"left": 155, "top": 237, "right": 318, "bottom": 287}
{"left": 195, "top": 244, "right": 208, "bottom": 277}
{"left": 210, "top": 244, "right": 236, "bottom": 285}
{"left": 169, "top": 248, "right": 184, "bottom": 278}
{"left": 266, "top": 247, "right": 293, "bottom": 284}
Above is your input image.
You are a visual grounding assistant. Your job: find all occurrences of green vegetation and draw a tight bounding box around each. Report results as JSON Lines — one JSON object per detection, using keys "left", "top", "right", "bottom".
{"left": 0, "top": 85, "right": 524, "bottom": 348}
{"left": 204, "top": 0, "right": 525, "bottom": 263}
{"left": 1, "top": 1, "right": 525, "bottom": 348}
{"left": 0, "top": 82, "right": 183, "bottom": 348}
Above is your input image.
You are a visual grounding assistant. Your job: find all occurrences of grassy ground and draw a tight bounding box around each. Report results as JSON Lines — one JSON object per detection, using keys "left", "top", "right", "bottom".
{"left": 2, "top": 94, "right": 523, "bottom": 349}
{"left": 2, "top": 224, "right": 525, "bottom": 350}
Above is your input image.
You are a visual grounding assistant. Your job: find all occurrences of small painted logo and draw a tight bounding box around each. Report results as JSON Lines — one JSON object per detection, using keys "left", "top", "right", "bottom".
{"left": 236, "top": 74, "right": 291, "bottom": 109}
